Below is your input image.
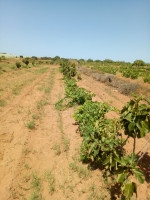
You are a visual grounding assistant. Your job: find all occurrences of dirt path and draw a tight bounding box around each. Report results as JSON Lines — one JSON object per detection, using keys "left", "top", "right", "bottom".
{"left": 0, "top": 66, "right": 53, "bottom": 198}
{"left": 0, "top": 66, "right": 149, "bottom": 200}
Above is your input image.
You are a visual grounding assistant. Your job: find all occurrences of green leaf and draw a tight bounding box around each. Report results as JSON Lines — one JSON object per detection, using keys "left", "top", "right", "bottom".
{"left": 88, "top": 143, "right": 95, "bottom": 154}
{"left": 133, "top": 168, "right": 145, "bottom": 184}
{"left": 141, "top": 121, "right": 149, "bottom": 131}
{"left": 139, "top": 104, "right": 147, "bottom": 111}
{"left": 123, "top": 182, "right": 137, "bottom": 199}
{"left": 125, "top": 113, "right": 132, "bottom": 122}
{"left": 145, "top": 98, "right": 150, "bottom": 105}
{"left": 138, "top": 127, "right": 146, "bottom": 138}
{"left": 103, "top": 155, "right": 110, "bottom": 165}
{"left": 118, "top": 173, "right": 127, "bottom": 183}
{"left": 128, "top": 122, "right": 135, "bottom": 131}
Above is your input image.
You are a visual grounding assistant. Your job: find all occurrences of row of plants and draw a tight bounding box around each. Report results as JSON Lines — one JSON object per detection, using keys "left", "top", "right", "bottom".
{"left": 91, "top": 64, "right": 150, "bottom": 83}
{"left": 56, "top": 61, "right": 150, "bottom": 199}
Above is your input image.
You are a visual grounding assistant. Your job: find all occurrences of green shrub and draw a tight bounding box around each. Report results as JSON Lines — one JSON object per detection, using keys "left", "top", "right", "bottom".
{"left": 27, "top": 120, "right": 35, "bottom": 129}
{"left": 130, "top": 71, "right": 139, "bottom": 79}
{"left": 22, "top": 58, "right": 29, "bottom": 66}
{"left": 31, "top": 58, "right": 36, "bottom": 66}
{"left": 143, "top": 75, "right": 150, "bottom": 83}
{"left": 122, "top": 70, "right": 130, "bottom": 78}
{"left": 16, "top": 61, "right": 21, "bottom": 68}
{"left": 60, "top": 61, "right": 77, "bottom": 79}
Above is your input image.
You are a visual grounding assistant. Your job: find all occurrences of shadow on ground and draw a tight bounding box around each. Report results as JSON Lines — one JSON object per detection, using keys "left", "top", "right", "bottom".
{"left": 138, "top": 152, "right": 150, "bottom": 183}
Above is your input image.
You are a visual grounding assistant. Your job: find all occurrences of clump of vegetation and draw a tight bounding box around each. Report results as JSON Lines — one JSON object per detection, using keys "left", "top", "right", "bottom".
{"left": 31, "top": 58, "right": 36, "bottom": 66}
{"left": 27, "top": 120, "right": 35, "bottom": 129}
{"left": 133, "top": 60, "right": 145, "bottom": 67}
{"left": 45, "top": 171, "right": 55, "bottom": 195}
{"left": 15, "top": 61, "right": 21, "bottom": 68}
{"left": 22, "top": 57, "right": 29, "bottom": 66}
{"left": 56, "top": 59, "right": 150, "bottom": 200}
{"left": 59, "top": 60, "right": 77, "bottom": 79}
{"left": 55, "top": 78, "right": 95, "bottom": 110}
{"left": 143, "top": 75, "right": 150, "bottom": 83}
{"left": 30, "top": 173, "right": 43, "bottom": 200}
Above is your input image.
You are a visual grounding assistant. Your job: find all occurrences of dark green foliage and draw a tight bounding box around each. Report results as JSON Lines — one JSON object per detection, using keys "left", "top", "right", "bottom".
{"left": 22, "top": 57, "right": 29, "bottom": 66}
{"left": 16, "top": 61, "right": 21, "bottom": 68}
{"left": 133, "top": 60, "right": 145, "bottom": 67}
{"left": 122, "top": 69, "right": 131, "bottom": 78}
{"left": 130, "top": 71, "right": 139, "bottom": 79}
{"left": 74, "top": 101, "right": 122, "bottom": 170}
{"left": 80, "top": 118, "right": 122, "bottom": 169}
{"left": 73, "top": 100, "right": 112, "bottom": 136}
{"left": 116, "top": 153, "right": 144, "bottom": 199}
{"left": 143, "top": 74, "right": 150, "bottom": 83}
{"left": 120, "top": 96, "right": 150, "bottom": 138}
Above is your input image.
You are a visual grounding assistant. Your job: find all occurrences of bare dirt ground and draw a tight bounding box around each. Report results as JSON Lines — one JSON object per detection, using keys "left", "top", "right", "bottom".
{"left": 0, "top": 65, "right": 149, "bottom": 200}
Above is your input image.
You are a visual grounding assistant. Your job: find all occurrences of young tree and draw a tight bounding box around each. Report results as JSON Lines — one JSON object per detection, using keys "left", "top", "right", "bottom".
{"left": 133, "top": 60, "right": 145, "bottom": 67}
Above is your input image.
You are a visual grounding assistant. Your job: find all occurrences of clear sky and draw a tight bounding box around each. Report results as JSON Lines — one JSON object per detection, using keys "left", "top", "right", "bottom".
{"left": 0, "top": 0, "right": 150, "bottom": 62}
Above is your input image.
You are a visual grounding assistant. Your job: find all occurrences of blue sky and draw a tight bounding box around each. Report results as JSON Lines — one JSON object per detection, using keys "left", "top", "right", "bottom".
{"left": 0, "top": 0, "right": 150, "bottom": 62}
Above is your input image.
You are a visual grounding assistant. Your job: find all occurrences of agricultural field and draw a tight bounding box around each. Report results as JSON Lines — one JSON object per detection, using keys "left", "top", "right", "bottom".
{"left": 0, "top": 57, "right": 150, "bottom": 200}
{"left": 79, "top": 59, "right": 150, "bottom": 84}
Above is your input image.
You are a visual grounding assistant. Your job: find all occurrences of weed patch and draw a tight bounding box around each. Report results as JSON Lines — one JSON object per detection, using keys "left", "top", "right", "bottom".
{"left": 27, "top": 120, "right": 35, "bottom": 129}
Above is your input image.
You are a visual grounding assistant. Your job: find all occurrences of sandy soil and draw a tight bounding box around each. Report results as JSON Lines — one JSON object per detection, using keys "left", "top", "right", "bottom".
{"left": 0, "top": 65, "right": 149, "bottom": 200}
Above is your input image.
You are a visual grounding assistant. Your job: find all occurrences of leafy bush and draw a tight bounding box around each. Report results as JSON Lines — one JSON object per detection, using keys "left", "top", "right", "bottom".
{"left": 120, "top": 96, "right": 150, "bottom": 139}
{"left": 60, "top": 61, "right": 77, "bottom": 79}
{"left": 130, "top": 71, "right": 139, "bottom": 79}
{"left": 16, "top": 61, "right": 21, "bottom": 68}
{"left": 122, "top": 70, "right": 131, "bottom": 78}
{"left": 55, "top": 79, "right": 95, "bottom": 110}
{"left": 143, "top": 75, "right": 150, "bottom": 83}
{"left": 73, "top": 101, "right": 112, "bottom": 136}
{"left": 22, "top": 58, "right": 29, "bottom": 66}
